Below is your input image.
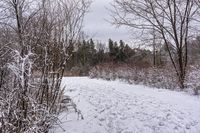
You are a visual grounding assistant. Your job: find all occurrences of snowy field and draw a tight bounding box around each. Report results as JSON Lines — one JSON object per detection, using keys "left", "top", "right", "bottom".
{"left": 51, "top": 77, "right": 200, "bottom": 133}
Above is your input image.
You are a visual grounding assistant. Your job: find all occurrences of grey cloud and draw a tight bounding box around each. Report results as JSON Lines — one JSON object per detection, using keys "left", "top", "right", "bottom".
{"left": 84, "top": 0, "right": 131, "bottom": 43}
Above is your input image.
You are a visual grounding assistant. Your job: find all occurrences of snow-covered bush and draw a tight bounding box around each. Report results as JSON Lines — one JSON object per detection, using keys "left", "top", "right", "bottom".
{"left": 89, "top": 63, "right": 178, "bottom": 90}
{"left": 0, "top": 0, "right": 91, "bottom": 131}
{"left": 186, "top": 65, "right": 200, "bottom": 95}
{"left": 0, "top": 49, "right": 65, "bottom": 132}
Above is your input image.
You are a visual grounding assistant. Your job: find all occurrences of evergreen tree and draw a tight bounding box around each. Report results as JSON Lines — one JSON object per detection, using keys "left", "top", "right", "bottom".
{"left": 108, "top": 38, "right": 114, "bottom": 56}
{"left": 118, "top": 40, "right": 126, "bottom": 62}
{"left": 124, "top": 44, "right": 134, "bottom": 58}
{"left": 88, "top": 38, "right": 96, "bottom": 54}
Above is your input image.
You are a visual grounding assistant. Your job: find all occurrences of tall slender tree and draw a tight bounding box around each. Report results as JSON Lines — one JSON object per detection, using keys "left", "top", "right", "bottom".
{"left": 110, "top": 0, "right": 200, "bottom": 89}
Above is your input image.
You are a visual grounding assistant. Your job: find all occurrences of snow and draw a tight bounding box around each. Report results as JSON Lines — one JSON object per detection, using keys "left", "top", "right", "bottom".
{"left": 51, "top": 77, "right": 200, "bottom": 133}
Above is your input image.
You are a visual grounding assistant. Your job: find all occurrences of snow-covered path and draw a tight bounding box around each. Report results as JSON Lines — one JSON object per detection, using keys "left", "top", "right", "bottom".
{"left": 52, "top": 77, "right": 200, "bottom": 133}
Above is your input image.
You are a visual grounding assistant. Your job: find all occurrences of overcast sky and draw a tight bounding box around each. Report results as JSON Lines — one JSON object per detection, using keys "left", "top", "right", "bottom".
{"left": 83, "top": 0, "right": 131, "bottom": 43}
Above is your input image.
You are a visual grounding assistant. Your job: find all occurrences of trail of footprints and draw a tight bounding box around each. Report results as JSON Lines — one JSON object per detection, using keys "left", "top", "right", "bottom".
{"left": 75, "top": 83, "right": 199, "bottom": 133}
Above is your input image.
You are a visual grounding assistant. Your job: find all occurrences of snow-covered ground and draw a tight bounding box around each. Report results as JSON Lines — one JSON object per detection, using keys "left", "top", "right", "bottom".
{"left": 51, "top": 77, "right": 200, "bottom": 133}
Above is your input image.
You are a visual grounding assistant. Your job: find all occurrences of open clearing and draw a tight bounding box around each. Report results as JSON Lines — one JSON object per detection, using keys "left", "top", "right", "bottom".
{"left": 52, "top": 77, "right": 200, "bottom": 133}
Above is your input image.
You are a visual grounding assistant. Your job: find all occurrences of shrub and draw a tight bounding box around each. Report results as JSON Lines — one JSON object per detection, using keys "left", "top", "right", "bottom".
{"left": 89, "top": 63, "right": 178, "bottom": 90}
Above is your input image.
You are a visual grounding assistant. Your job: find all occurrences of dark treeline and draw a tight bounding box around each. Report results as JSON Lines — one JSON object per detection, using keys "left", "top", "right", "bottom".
{"left": 65, "top": 38, "right": 168, "bottom": 76}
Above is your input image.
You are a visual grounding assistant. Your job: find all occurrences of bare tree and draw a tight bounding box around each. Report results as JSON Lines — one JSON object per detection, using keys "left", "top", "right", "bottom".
{"left": 0, "top": 0, "right": 91, "bottom": 132}
{"left": 110, "top": 0, "right": 200, "bottom": 89}
{"left": 34, "top": 0, "right": 91, "bottom": 113}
